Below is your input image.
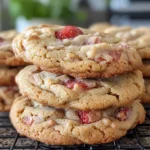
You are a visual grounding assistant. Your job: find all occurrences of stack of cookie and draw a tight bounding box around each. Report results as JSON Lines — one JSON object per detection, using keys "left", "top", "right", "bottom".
{"left": 10, "top": 25, "right": 145, "bottom": 145}
{"left": 0, "top": 30, "right": 26, "bottom": 111}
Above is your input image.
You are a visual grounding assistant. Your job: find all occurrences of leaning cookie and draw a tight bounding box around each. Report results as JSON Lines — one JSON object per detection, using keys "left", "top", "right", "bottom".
{"left": 0, "top": 86, "right": 20, "bottom": 111}
{"left": 141, "top": 79, "right": 150, "bottom": 103}
{"left": 16, "top": 65, "right": 145, "bottom": 110}
{"left": 13, "top": 24, "right": 142, "bottom": 78}
{"left": 10, "top": 97, "right": 145, "bottom": 145}
{"left": 0, "top": 30, "right": 26, "bottom": 66}
{"left": 0, "top": 67, "right": 22, "bottom": 86}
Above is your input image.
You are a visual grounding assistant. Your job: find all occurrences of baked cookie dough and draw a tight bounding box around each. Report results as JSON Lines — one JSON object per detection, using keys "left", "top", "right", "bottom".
{"left": 0, "top": 67, "right": 21, "bottom": 86}
{"left": 0, "top": 86, "right": 20, "bottom": 111}
{"left": 13, "top": 24, "right": 142, "bottom": 78}
{"left": 140, "top": 60, "right": 150, "bottom": 77}
{"left": 104, "top": 26, "right": 131, "bottom": 35}
{"left": 129, "top": 33, "right": 150, "bottom": 59}
{"left": 141, "top": 79, "right": 150, "bottom": 103}
{"left": 10, "top": 97, "right": 145, "bottom": 145}
{"left": 0, "top": 30, "right": 26, "bottom": 66}
{"left": 89, "top": 22, "right": 110, "bottom": 32}
{"left": 16, "top": 65, "right": 145, "bottom": 110}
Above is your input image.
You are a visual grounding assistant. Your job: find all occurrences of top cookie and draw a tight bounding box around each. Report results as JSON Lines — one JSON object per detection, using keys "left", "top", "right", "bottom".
{"left": 0, "top": 30, "right": 26, "bottom": 66}
{"left": 13, "top": 24, "right": 142, "bottom": 78}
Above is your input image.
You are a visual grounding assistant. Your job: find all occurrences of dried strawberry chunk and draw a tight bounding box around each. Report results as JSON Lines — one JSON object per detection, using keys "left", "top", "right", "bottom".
{"left": 55, "top": 26, "right": 83, "bottom": 39}
{"left": 78, "top": 110, "right": 90, "bottom": 124}
{"left": 64, "top": 80, "right": 88, "bottom": 89}
{"left": 115, "top": 107, "right": 130, "bottom": 121}
{"left": 96, "top": 50, "right": 122, "bottom": 63}
{"left": 78, "top": 110, "right": 102, "bottom": 124}
{"left": 22, "top": 116, "right": 33, "bottom": 125}
{"left": 108, "top": 51, "right": 121, "bottom": 62}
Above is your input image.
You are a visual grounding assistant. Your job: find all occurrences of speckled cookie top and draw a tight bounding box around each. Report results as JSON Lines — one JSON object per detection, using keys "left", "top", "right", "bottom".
{"left": 16, "top": 65, "right": 145, "bottom": 110}
{"left": 13, "top": 24, "right": 142, "bottom": 78}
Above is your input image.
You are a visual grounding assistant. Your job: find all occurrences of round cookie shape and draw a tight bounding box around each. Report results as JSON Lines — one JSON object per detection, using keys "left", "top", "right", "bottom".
{"left": 12, "top": 24, "right": 142, "bottom": 78}
{"left": 10, "top": 97, "right": 145, "bottom": 145}
{"left": 16, "top": 65, "right": 145, "bottom": 110}
{"left": 0, "top": 67, "right": 22, "bottom": 86}
{"left": 0, "top": 86, "right": 20, "bottom": 111}
{"left": 0, "top": 30, "right": 26, "bottom": 66}
{"left": 141, "top": 79, "right": 150, "bottom": 103}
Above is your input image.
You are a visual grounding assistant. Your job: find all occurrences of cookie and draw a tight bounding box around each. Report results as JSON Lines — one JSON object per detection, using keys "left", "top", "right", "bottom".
{"left": 104, "top": 26, "right": 131, "bottom": 35}
{"left": 16, "top": 65, "right": 144, "bottom": 110}
{"left": 0, "top": 30, "right": 26, "bottom": 66}
{"left": 0, "top": 67, "right": 22, "bottom": 86}
{"left": 106, "top": 27, "right": 150, "bottom": 42}
{"left": 140, "top": 60, "right": 150, "bottom": 77}
{"left": 89, "top": 22, "right": 110, "bottom": 32}
{"left": 0, "top": 86, "right": 20, "bottom": 111}
{"left": 141, "top": 79, "right": 150, "bottom": 103}
{"left": 12, "top": 24, "right": 142, "bottom": 78}
{"left": 129, "top": 33, "right": 150, "bottom": 59}
{"left": 10, "top": 96, "right": 145, "bottom": 145}
{"left": 104, "top": 27, "right": 150, "bottom": 59}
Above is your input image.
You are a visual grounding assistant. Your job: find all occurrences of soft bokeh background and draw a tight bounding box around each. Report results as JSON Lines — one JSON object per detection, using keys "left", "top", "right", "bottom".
{"left": 0, "top": 0, "right": 150, "bottom": 31}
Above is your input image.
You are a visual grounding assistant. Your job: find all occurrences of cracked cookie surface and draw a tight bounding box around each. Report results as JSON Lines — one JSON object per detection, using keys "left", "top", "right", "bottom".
{"left": 12, "top": 24, "right": 142, "bottom": 78}
{"left": 0, "top": 67, "right": 22, "bottom": 86}
{"left": 0, "top": 86, "right": 20, "bottom": 111}
{"left": 0, "top": 30, "right": 26, "bottom": 66}
{"left": 10, "top": 96, "right": 145, "bottom": 145}
{"left": 16, "top": 65, "right": 145, "bottom": 110}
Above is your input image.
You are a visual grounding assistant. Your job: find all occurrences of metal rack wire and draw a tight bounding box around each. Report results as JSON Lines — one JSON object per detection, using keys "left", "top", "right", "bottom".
{"left": 0, "top": 106, "right": 150, "bottom": 150}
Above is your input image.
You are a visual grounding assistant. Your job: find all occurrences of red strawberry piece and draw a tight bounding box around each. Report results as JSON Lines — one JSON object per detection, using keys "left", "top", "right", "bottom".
{"left": 97, "top": 57, "right": 106, "bottom": 62}
{"left": 55, "top": 26, "right": 83, "bottom": 40}
{"left": 78, "top": 110, "right": 102, "bottom": 124}
{"left": 22, "top": 116, "right": 33, "bottom": 125}
{"left": 64, "top": 80, "right": 75, "bottom": 89}
{"left": 108, "top": 51, "right": 121, "bottom": 62}
{"left": 78, "top": 110, "right": 90, "bottom": 124}
{"left": 64, "top": 80, "right": 88, "bottom": 89}
{"left": 115, "top": 107, "right": 130, "bottom": 121}
{"left": 95, "top": 37, "right": 102, "bottom": 44}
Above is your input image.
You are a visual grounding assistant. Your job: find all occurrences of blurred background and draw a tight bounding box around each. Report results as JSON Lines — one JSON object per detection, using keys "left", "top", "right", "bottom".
{"left": 0, "top": 0, "right": 150, "bottom": 31}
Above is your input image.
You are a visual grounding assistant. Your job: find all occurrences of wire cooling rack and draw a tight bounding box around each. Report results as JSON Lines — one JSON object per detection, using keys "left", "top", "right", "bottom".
{"left": 0, "top": 106, "right": 150, "bottom": 150}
